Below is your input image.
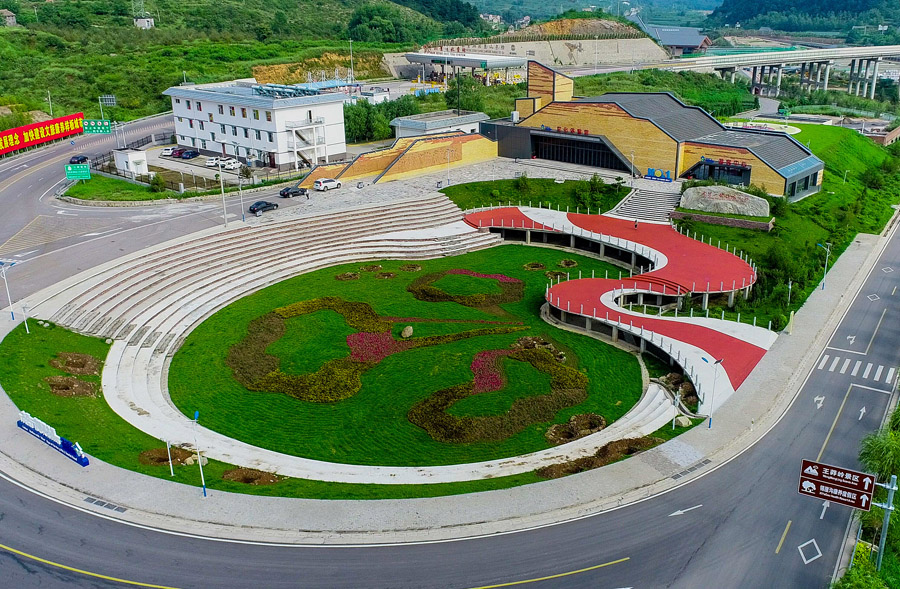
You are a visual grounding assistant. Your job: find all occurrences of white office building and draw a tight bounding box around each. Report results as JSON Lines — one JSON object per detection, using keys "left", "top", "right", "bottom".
{"left": 163, "top": 80, "right": 347, "bottom": 170}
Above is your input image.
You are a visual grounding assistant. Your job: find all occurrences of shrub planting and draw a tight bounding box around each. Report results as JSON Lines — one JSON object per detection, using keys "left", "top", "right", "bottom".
{"left": 408, "top": 270, "right": 524, "bottom": 308}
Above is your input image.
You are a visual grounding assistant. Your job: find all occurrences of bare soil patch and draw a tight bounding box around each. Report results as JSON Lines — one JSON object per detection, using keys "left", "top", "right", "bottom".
{"left": 376, "top": 272, "right": 397, "bottom": 279}
{"left": 523, "top": 262, "right": 546, "bottom": 271}
{"left": 335, "top": 272, "right": 360, "bottom": 281}
{"left": 545, "top": 271, "right": 567, "bottom": 280}
{"left": 360, "top": 264, "right": 382, "bottom": 272}
{"left": 222, "top": 467, "right": 280, "bottom": 485}
{"left": 536, "top": 437, "right": 663, "bottom": 478}
{"left": 50, "top": 352, "right": 100, "bottom": 375}
{"left": 557, "top": 259, "right": 578, "bottom": 269}
{"left": 138, "top": 446, "right": 194, "bottom": 466}
{"left": 399, "top": 264, "right": 422, "bottom": 272}
{"left": 44, "top": 376, "right": 97, "bottom": 397}
{"left": 545, "top": 413, "right": 606, "bottom": 445}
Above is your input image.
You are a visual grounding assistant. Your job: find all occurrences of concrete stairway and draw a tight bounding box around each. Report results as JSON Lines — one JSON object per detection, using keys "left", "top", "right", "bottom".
{"left": 611, "top": 189, "right": 682, "bottom": 223}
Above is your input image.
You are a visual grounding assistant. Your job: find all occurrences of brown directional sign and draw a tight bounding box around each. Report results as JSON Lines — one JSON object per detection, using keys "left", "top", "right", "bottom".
{"left": 798, "top": 459, "right": 874, "bottom": 511}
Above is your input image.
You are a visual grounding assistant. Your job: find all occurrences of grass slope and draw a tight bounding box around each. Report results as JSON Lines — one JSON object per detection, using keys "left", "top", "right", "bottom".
{"left": 441, "top": 177, "right": 628, "bottom": 212}
{"left": 168, "top": 246, "right": 641, "bottom": 466}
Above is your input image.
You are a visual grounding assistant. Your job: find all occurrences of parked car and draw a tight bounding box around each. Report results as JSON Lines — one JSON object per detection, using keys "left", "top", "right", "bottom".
{"left": 313, "top": 178, "right": 341, "bottom": 191}
{"left": 180, "top": 150, "right": 200, "bottom": 159}
{"left": 205, "top": 157, "right": 220, "bottom": 167}
{"left": 160, "top": 147, "right": 175, "bottom": 157}
{"left": 68, "top": 155, "right": 88, "bottom": 164}
{"left": 279, "top": 186, "right": 309, "bottom": 199}
{"left": 171, "top": 148, "right": 186, "bottom": 157}
{"left": 248, "top": 201, "right": 278, "bottom": 217}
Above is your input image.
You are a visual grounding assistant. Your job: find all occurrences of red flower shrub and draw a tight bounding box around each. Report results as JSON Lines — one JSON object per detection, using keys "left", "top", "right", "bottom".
{"left": 471, "top": 349, "right": 513, "bottom": 393}
{"left": 446, "top": 269, "right": 521, "bottom": 283}
{"left": 347, "top": 332, "right": 412, "bottom": 363}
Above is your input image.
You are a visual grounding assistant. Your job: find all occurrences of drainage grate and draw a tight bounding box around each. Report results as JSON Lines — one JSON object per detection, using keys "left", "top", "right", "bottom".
{"left": 83, "top": 496, "right": 127, "bottom": 513}
{"left": 671, "top": 458, "right": 712, "bottom": 481}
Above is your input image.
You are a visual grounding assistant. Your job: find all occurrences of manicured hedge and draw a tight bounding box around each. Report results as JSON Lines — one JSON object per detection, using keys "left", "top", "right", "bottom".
{"left": 408, "top": 270, "right": 524, "bottom": 308}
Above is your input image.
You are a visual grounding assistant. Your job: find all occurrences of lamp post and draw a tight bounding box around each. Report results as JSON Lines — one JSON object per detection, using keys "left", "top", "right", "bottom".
{"left": 629, "top": 150, "right": 636, "bottom": 187}
{"left": 238, "top": 177, "right": 245, "bottom": 222}
{"left": 46, "top": 90, "right": 53, "bottom": 118}
{"left": 843, "top": 169, "right": 849, "bottom": 183}
{"left": 594, "top": 36, "right": 599, "bottom": 75}
{"left": 218, "top": 161, "right": 227, "bottom": 228}
{"left": 817, "top": 242, "right": 831, "bottom": 290}
{"left": 617, "top": 0, "right": 629, "bottom": 17}
{"left": 0, "top": 261, "right": 17, "bottom": 321}
{"left": 192, "top": 411, "right": 207, "bottom": 497}
{"left": 446, "top": 147, "right": 452, "bottom": 186}
{"left": 701, "top": 356, "right": 723, "bottom": 429}
{"left": 349, "top": 38, "right": 355, "bottom": 89}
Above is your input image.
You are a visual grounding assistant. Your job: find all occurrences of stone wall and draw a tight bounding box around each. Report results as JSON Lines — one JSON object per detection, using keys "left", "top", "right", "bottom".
{"left": 670, "top": 211, "right": 775, "bottom": 232}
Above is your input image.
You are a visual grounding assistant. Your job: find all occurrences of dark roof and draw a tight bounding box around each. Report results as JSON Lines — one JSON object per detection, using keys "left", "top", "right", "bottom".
{"left": 694, "top": 129, "right": 816, "bottom": 173}
{"left": 578, "top": 93, "right": 722, "bottom": 142}
{"left": 627, "top": 14, "right": 709, "bottom": 49}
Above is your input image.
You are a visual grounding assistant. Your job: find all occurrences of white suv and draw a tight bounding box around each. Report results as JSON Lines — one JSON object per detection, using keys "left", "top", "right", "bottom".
{"left": 205, "top": 157, "right": 220, "bottom": 167}
{"left": 313, "top": 178, "right": 341, "bottom": 191}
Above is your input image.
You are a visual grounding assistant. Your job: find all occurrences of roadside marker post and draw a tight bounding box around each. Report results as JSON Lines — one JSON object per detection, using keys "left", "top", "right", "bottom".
{"left": 192, "top": 410, "right": 207, "bottom": 497}
{"left": 0, "top": 260, "right": 18, "bottom": 320}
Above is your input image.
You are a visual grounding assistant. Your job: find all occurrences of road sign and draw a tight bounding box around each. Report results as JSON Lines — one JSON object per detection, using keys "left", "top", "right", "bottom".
{"left": 64, "top": 164, "right": 90, "bottom": 180}
{"left": 798, "top": 459, "right": 874, "bottom": 511}
{"left": 83, "top": 119, "right": 111, "bottom": 134}
{"left": 99, "top": 95, "right": 117, "bottom": 107}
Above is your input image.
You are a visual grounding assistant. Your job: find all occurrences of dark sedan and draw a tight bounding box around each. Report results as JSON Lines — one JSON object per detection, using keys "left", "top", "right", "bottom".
{"left": 248, "top": 201, "right": 278, "bottom": 217}
{"left": 68, "top": 155, "right": 88, "bottom": 164}
{"left": 180, "top": 150, "right": 200, "bottom": 159}
{"left": 279, "top": 186, "right": 309, "bottom": 199}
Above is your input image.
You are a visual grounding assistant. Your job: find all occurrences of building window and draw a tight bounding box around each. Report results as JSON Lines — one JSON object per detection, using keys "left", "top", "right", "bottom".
{"left": 179, "top": 135, "right": 185, "bottom": 141}
{"left": 208, "top": 113, "right": 213, "bottom": 123}
{"left": 201, "top": 140, "right": 207, "bottom": 149}
{"left": 188, "top": 119, "right": 194, "bottom": 128}
{"left": 220, "top": 124, "right": 226, "bottom": 133}
{"left": 229, "top": 106, "right": 235, "bottom": 116}
{"left": 175, "top": 99, "right": 181, "bottom": 104}
{"left": 243, "top": 128, "right": 249, "bottom": 138}
{"left": 196, "top": 101, "right": 202, "bottom": 111}
{"left": 211, "top": 132, "right": 216, "bottom": 141}
{"left": 253, "top": 109, "right": 260, "bottom": 120}
{"left": 266, "top": 132, "right": 272, "bottom": 142}
{"left": 190, "top": 137, "right": 196, "bottom": 146}
{"left": 232, "top": 126, "right": 237, "bottom": 136}
{"left": 241, "top": 108, "right": 247, "bottom": 118}
{"left": 255, "top": 129, "right": 261, "bottom": 140}
{"left": 307, "top": 110, "right": 312, "bottom": 121}
{"left": 199, "top": 121, "right": 204, "bottom": 130}
{"left": 218, "top": 105, "right": 224, "bottom": 115}
{"left": 177, "top": 117, "right": 182, "bottom": 122}
{"left": 186, "top": 102, "right": 192, "bottom": 110}
{"left": 266, "top": 111, "right": 272, "bottom": 122}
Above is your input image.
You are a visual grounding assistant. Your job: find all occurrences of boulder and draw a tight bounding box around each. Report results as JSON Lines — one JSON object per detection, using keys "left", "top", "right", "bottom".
{"left": 401, "top": 326, "right": 413, "bottom": 338}
{"left": 675, "top": 415, "right": 692, "bottom": 427}
{"left": 680, "top": 186, "right": 770, "bottom": 217}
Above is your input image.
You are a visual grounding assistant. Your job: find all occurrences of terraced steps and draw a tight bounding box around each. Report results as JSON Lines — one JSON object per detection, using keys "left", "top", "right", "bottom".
{"left": 611, "top": 189, "right": 682, "bottom": 223}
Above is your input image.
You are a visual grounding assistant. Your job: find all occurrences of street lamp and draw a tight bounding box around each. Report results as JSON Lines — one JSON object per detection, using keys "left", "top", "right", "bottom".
{"left": 192, "top": 410, "right": 207, "bottom": 497}
{"left": 629, "top": 150, "right": 636, "bottom": 187}
{"left": 817, "top": 242, "right": 832, "bottom": 290}
{"left": 0, "top": 261, "right": 17, "bottom": 320}
{"left": 701, "top": 356, "right": 724, "bottom": 429}
{"left": 843, "top": 169, "right": 849, "bottom": 183}
{"left": 238, "top": 177, "right": 245, "bottom": 222}
{"left": 218, "top": 161, "right": 227, "bottom": 228}
{"left": 446, "top": 147, "right": 452, "bottom": 186}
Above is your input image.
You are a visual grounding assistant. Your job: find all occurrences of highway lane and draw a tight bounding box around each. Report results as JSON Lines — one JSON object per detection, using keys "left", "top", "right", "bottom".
{"left": 0, "top": 223, "right": 896, "bottom": 588}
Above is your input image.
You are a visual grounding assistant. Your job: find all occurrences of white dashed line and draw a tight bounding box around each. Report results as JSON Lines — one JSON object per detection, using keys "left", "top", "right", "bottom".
{"left": 829, "top": 357, "right": 840, "bottom": 372}
{"left": 818, "top": 355, "right": 830, "bottom": 370}
{"left": 886, "top": 368, "right": 896, "bottom": 385}
{"left": 875, "top": 366, "right": 884, "bottom": 381}
{"left": 864, "top": 363, "right": 873, "bottom": 379}
{"left": 852, "top": 361, "right": 862, "bottom": 376}
{"left": 840, "top": 359, "right": 851, "bottom": 374}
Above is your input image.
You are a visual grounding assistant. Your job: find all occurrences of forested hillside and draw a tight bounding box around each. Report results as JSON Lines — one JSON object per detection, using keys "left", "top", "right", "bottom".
{"left": 709, "top": 0, "right": 900, "bottom": 31}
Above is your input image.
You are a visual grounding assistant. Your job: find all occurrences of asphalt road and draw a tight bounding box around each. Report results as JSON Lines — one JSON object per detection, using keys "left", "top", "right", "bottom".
{"left": 0, "top": 125, "right": 897, "bottom": 587}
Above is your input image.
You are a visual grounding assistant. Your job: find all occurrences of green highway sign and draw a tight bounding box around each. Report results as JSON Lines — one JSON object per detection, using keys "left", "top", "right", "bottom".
{"left": 65, "top": 164, "right": 91, "bottom": 180}
{"left": 83, "top": 119, "right": 112, "bottom": 134}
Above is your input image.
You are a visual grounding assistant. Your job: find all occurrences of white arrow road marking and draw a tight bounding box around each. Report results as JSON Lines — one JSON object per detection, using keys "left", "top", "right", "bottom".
{"left": 12, "top": 250, "right": 37, "bottom": 257}
{"left": 668, "top": 504, "right": 702, "bottom": 517}
{"left": 56, "top": 210, "right": 77, "bottom": 216}
{"left": 820, "top": 501, "right": 829, "bottom": 520}
{"left": 860, "top": 406, "right": 867, "bottom": 420}
{"left": 846, "top": 335, "right": 856, "bottom": 345}
{"left": 814, "top": 396, "right": 825, "bottom": 409}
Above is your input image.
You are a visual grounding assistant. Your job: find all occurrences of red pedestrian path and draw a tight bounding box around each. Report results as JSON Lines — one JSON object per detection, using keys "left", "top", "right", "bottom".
{"left": 464, "top": 208, "right": 767, "bottom": 390}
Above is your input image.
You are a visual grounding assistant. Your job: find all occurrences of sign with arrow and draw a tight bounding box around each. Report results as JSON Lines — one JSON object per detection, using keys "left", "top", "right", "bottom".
{"left": 798, "top": 459, "right": 873, "bottom": 511}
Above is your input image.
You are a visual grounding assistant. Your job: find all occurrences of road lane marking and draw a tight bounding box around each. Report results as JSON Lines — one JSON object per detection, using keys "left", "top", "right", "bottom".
{"left": 864, "top": 363, "right": 873, "bottom": 379}
{"left": 775, "top": 520, "right": 792, "bottom": 554}
{"left": 852, "top": 361, "right": 862, "bottom": 376}
{"left": 840, "top": 359, "right": 851, "bottom": 374}
{"left": 865, "top": 309, "right": 887, "bottom": 354}
{"left": 0, "top": 542, "right": 179, "bottom": 588}
{"left": 798, "top": 539, "right": 822, "bottom": 564}
{"left": 817, "top": 385, "right": 852, "bottom": 461}
{"left": 852, "top": 384, "right": 892, "bottom": 395}
{"left": 887, "top": 368, "right": 896, "bottom": 384}
{"left": 829, "top": 357, "right": 840, "bottom": 372}
{"left": 468, "top": 557, "right": 630, "bottom": 588}
{"left": 875, "top": 366, "right": 884, "bottom": 381}
{"left": 818, "top": 355, "right": 830, "bottom": 370}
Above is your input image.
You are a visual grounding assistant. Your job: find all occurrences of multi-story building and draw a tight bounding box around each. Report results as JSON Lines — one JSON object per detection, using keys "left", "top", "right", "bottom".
{"left": 162, "top": 80, "right": 347, "bottom": 170}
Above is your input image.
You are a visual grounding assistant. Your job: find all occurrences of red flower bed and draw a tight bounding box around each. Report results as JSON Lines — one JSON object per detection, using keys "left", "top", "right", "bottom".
{"left": 383, "top": 316, "right": 523, "bottom": 325}
{"left": 471, "top": 349, "right": 513, "bottom": 393}
{"left": 347, "top": 331, "right": 412, "bottom": 363}
{"left": 445, "top": 269, "right": 521, "bottom": 283}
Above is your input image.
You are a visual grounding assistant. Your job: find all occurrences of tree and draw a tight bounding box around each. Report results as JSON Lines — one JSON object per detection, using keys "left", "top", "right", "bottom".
{"left": 446, "top": 74, "right": 485, "bottom": 113}
{"left": 859, "top": 427, "right": 900, "bottom": 482}
{"left": 149, "top": 173, "right": 167, "bottom": 193}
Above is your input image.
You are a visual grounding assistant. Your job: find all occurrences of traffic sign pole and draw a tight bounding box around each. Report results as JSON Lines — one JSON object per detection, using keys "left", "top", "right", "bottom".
{"left": 875, "top": 474, "right": 897, "bottom": 571}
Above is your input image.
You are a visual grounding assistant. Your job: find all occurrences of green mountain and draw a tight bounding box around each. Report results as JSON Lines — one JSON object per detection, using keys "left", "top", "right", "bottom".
{"left": 709, "top": 0, "right": 899, "bottom": 31}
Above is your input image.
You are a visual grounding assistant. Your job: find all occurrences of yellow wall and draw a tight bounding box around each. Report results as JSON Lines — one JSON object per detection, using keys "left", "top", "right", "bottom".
{"left": 553, "top": 73, "right": 574, "bottom": 102}
{"left": 515, "top": 97, "right": 539, "bottom": 119}
{"left": 379, "top": 134, "right": 498, "bottom": 183}
{"left": 521, "top": 102, "right": 678, "bottom": 175}
{"left": 527, "top": 62, "right": 556, "bottom": 106}
{"left": 337, "top": 133, "right": 461, "bottom": 182}
{"left": 681, "top": 142, "right": 786, "bottom": 195}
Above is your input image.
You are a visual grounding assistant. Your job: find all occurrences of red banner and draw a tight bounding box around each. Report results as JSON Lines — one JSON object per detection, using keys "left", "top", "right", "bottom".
{"left": 0, "top": 112, "right": 85, "bottom": 157}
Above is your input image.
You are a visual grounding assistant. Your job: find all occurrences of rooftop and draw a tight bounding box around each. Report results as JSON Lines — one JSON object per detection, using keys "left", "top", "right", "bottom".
{"left": 404, "top": 52, "right": 527, "bottom": 70}
{"left": 628, "top": 15, "right": 709, "bottom": 49}
{"left": 162, "top": 81, "right": 347, "bottom": 109}
{"left": 390, "top": 110, "right": 490, "bottom": 131}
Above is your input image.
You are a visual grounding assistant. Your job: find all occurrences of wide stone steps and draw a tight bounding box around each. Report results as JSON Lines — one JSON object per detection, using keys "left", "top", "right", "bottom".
{"left": 612, "top": 189, "right": 682, "bottom": 223}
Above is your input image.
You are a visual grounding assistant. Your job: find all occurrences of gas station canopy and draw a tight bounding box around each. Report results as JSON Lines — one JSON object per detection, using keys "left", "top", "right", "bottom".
{"left": 404, "top": 52, "right": 527, "bottom": 70}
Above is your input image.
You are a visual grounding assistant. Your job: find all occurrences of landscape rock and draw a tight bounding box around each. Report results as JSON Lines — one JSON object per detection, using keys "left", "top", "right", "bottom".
{"left": 675, "top": 415, "right": 692, "bottom": 427}
{"left": 401, "top": 326, "right": 413, "bottom": 338}
{"left": 681, "top": 186, "right": 770, "bottom": 217}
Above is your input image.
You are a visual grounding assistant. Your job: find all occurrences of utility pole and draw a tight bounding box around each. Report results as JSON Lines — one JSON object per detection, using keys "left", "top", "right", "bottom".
{"left": 817, "top": 242, "right": 831, "bottom": 290}
{"left": 875, "top": 474, "right": 897, "bottom": 571}
{"left": 349, "top": 39, "right": 355, "bottom": 89}
{"left": 98, "top": 96, "right": 104, "bottom": 121}
{"left": 46, "top": 91, "right": 53, "bottom": 117}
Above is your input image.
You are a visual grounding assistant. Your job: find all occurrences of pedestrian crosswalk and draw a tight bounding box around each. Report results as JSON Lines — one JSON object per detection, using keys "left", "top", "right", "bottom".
{"left": 817, "top": 354, "right": 897, "bottom": 385}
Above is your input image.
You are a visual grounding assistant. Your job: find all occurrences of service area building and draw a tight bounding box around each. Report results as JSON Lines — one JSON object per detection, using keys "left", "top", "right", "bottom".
{"left": 390, "top": 110, "right": 490, "bottom": 138}
{"left": 481, "top": 61, "right": 823, "bottom": 199}
{"left": 163, "top": 80, "right": 347, "bottom": 170}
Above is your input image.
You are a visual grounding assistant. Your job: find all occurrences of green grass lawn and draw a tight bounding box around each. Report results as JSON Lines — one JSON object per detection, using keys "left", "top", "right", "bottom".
{"left": 441, "top": 177, "right": 628, "bottom": 213}
{"left": 64, "top": 176, "right": 177, "bottom": 201}
{"left": 168, "top": 245, "right": 642, "bottom": 467}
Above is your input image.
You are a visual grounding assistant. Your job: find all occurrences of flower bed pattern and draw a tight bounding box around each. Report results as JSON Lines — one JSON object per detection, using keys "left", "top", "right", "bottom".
{"left": 408, "top": 270, "right": 524, "bottom": 308}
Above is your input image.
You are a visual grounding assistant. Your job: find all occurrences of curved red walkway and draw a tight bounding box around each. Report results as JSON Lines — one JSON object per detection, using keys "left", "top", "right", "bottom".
{"left": 464, "top": 208, "right": 768, "bottom": 391}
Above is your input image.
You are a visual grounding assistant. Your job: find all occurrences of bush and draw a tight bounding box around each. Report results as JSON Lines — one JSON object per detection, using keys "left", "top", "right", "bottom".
{"left": 149, "top": 173, "right": 167, "bottom": 193}
{"left": 407, "top": 270, "right": 524, "bottom": 308}
{"left": 513, "top": 172, "right": 530, "bottom": 192}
